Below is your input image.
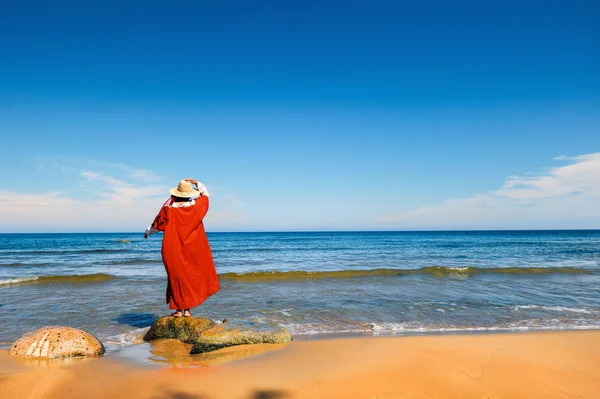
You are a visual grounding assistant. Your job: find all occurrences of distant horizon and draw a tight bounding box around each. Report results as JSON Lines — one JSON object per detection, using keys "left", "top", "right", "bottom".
{"left": 2, "top": 228, "right": 599, "bottom": 235}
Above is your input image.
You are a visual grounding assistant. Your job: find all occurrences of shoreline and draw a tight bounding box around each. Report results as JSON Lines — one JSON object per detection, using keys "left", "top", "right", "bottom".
{"left": 3, "top": 325, "right": 600, "bottom": 352}
{"left": 1, "top": 330, "right": 598, "bottom": 398}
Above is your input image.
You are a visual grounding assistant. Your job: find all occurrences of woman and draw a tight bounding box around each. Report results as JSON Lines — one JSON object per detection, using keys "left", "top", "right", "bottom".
{"left": 144, "top": 178, "right": 220, "bottom": 317}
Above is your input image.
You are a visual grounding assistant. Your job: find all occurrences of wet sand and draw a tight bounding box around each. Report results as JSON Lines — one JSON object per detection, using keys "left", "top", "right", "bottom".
{"left": 1, "top": 331, "right": 599, "bottom": 399}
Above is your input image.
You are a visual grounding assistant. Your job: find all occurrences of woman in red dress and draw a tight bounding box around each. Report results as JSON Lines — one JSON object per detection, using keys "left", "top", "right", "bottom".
{"left": 144, "top": 178, "right": 220, "bottom": 317}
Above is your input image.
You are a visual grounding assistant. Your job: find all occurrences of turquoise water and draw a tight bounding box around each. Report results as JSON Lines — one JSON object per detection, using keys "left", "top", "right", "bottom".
{"left": 1, "top": 231, "right": 599, "bottom": 351}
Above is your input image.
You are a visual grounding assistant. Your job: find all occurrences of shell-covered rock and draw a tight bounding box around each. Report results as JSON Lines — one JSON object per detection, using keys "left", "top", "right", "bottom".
{"left": 190, "top": 324, "right": 293, "bottom": 354}
{"left": 9, "top": 326, "right": 105, "bottom": 359}
{"left": 143, "top": 316, "right": 215, "bottom": 344}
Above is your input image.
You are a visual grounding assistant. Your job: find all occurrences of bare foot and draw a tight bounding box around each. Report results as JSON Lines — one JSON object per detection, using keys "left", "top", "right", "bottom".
{"left": 171, "top": 311, "right": 183, "bottom": 317}
{"left": 183, "top": 310, "right": 192, "bottom": 317}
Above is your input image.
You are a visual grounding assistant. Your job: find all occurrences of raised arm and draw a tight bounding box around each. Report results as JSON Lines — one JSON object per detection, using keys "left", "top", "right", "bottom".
{"left": 183, "top": 178, "right": 210, "bottom": 224}
{"left": 184, "top": 178, "right": 210, "bottom": 197}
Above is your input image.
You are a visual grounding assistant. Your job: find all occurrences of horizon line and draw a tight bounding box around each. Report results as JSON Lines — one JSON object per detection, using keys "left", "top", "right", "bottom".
{"left": 1, "top": 228, "right": 599, "bottom": 235}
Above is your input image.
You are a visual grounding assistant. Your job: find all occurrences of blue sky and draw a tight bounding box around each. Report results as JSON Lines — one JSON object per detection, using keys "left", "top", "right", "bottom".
{"left": 1, "top": 1, "right": 599, "bottom": 232}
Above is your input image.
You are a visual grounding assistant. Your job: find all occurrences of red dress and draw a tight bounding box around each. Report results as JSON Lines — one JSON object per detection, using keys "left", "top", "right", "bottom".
{"left": 151, "top": 196, "right": 220, "bottom": 309}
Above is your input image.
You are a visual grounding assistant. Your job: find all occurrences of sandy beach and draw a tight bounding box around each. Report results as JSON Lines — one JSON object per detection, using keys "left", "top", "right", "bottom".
{"left": 1, "top": 330, "right": 599, "bottom": 399}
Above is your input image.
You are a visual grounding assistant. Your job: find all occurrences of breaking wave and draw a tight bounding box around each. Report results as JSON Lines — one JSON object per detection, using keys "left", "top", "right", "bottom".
{"left": 218, "top": 266, "right": 593, "bottom": 281}
{"left": 0, "top": 273, "right": 116, "bottom": 287}
{"left": 0, "top": 248, "right": 128, "bottom": 255}
{"left": 0, "top": 262, "right": 49, "bottom": 267}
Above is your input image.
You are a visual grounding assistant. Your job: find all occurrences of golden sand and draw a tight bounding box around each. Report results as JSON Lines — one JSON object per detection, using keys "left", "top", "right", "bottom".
{"left": 1, "top": 331, "right": 599, "bottom": 399}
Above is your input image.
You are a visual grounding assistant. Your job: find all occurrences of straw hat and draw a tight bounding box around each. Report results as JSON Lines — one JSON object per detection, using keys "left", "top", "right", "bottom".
{"left": 169, "top": 180, "right": 200, "bottom": 198}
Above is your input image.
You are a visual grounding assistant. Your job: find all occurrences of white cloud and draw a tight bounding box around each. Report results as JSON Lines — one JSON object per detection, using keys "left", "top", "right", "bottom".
{"left": 80, "top": 170, "right": 165, "bottom": 203}
{"left": 128, "top": 168, "right": 161, "bottom": 182}
{"left": 0, "top": 171, "right": 168, "bottom": 232}
{"left": 5, "top": 154, "right": 599, "bottom": 232}
{"left": 379, "top": 152, "right": 600, "bottom": 229}
{"left": 87, "top": 160, "right": 164, "bottom": 182}
{"left": 0, "top": 162, "right": 249, "bottom": 232}
{"left": 34, "top": 156, "right": 164, "bottom": 183}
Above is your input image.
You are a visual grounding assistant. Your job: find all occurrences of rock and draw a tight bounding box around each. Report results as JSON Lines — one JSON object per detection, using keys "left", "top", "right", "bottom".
{"left": 9, "top": 326, "right": 105, "bottom": 359}
{"left": 190, "top": 324, "right": 293, "bottom": 354}
{"left": 143, "top": 316, "right": 215, "bottom": 344}
{"left": 144, "top": 316, "right": 293, "bottom": 355}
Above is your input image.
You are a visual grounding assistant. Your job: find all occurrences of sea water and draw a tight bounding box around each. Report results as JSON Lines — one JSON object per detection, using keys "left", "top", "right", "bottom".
{"left": 1, "top": 231, "right": 599, "bottom": 351}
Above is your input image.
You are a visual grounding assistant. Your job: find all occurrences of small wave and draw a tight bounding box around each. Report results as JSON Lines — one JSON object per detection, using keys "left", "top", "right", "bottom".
{"left": 219, "top": 269, "right": 403, "bottom": 281}
{"left": 0, "top": 248, "right": 128, "bottom": 255}
{"left": 0, "top": 273, "right": 116, "bottom": 287}
{"left": 366, "top": 321, "right": 600, "bottom": 335}
{"left": 0, "top": 262, "right": 49, "bottom": 267}
{"left": 0, "top": 277, "right": 40, "bottom": 286}
{"left": 218, "top": 266, "right": 593, "bottom": 281}
{"left": 79, "top": 249, "right": 128, "bottom": 254}
{"left": 103, "top": 327, "right": 149, "bottom": 349}
{"left": 115, "top": 239, "right": 131, "bottom": 243}
{"left": 212, "top": 246, "right": 355, "bottom": 253}
{"left": 417, "top": 266, "right": 592, "bottom": 276}
{"left": 100, "top": 259, "right": 163, "bottom": 266}
{"left": 512, "top": 305, "right": 596, "bottom": 314}
{"left": 283, "top": 320, "right": 600, "bottom": 336}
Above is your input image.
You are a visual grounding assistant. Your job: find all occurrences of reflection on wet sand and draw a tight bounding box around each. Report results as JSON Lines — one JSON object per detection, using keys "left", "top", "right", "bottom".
{"left": 0, "top": 350, "right": 97, "bottom": 375}
{"left": 150, "top": 339, "right": 288, "bottom": 368}
{"left": 112, "top": 339, "right": 288, "bottom": 368}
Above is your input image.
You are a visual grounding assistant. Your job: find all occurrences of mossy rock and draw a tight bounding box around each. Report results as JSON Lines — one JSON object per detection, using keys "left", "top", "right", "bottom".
{"left": 9, "top": 326, "right": 105, "bottom": 359}
{"left": 190, "top": 324, "right": 293, "bottom": 354}
{"left": 143, "top": 316, "right": 215, "bottom": 344}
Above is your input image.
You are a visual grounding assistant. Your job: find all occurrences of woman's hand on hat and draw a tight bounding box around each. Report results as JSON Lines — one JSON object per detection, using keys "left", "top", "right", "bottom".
{"left": 184, "top": 178, "right": 199, "bottom": 186}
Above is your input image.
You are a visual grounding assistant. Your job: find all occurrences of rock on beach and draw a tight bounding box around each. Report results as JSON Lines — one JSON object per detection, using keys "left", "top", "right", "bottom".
{"left": 9, "top": 326, "right": 105, "bottom": 359}
{"left": 190, "top": 324, "right": 293, "bottom": 354}
{"left": 143, "top": 316, "right": 216, "bottom": 344}
{"left": 144, "top": 316, "right": 292, "bottom": 354}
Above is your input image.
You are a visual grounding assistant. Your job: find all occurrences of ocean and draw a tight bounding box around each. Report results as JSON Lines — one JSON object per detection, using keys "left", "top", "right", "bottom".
{"left": 1, "top": 231, "right": 599, "bottom": 352}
